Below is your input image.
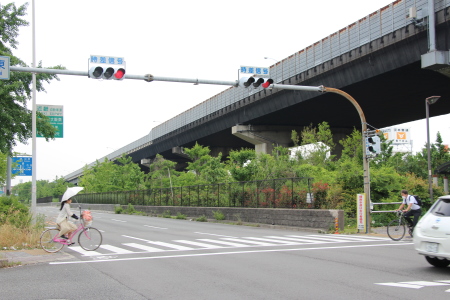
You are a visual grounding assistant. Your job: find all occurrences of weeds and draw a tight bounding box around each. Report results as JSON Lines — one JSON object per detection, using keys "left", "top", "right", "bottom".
{"left": 196, "top": 215, "right": 208, "bottom": 222}
{"left": 176, "top": 212, "right": 187, "bottom": 219}
{"left": 114, "top": 205, "right": 123, "bottom": 214}
{"left": 125, "top": 203, "right": 136, "bottom": 214}
{"left": 0, "top": 211, "right": 45, "bottom": 250}
{"left": 212, "top": 210, "right": 225, "bottom": 221}
{"left": 162, "top": 210, "right": 172, "bottom": 218}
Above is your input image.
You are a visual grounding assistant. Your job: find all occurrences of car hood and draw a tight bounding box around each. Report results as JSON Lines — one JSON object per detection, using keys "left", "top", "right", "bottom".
{"left": 418, "top": 214, "right": 450, "bottom": 238}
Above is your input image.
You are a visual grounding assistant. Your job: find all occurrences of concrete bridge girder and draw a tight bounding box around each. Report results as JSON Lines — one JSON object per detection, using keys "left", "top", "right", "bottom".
{"left": 232, "top": 125, "right": 355, "bottom": 157}
{"left": 232, "top": 125, "right": 298, "bottom": 154}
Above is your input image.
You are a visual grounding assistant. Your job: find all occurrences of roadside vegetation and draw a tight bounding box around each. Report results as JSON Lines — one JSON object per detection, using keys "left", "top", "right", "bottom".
{"left": 4, "top": 123, "right": 450, "bottom": 234}
{"left": 0, "top": 3, "right": 449, "bottom": 244}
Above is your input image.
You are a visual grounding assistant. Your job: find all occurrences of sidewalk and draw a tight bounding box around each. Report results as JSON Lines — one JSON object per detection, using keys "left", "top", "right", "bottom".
{"left": 0, "top": 249, "right": 74, "bottom": 267}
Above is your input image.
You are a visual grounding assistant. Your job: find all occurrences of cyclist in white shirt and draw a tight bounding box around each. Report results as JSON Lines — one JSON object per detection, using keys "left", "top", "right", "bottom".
{"left": 396, "top": 189, "right": 422, "bottom": 233}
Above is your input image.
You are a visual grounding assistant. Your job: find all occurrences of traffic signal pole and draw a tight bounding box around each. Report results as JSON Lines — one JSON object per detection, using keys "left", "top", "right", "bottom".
{"left": 10, "top": 66, "right": 372, "bottom": 233}
{"left": 10, "top": 66, "right": 237, "bottom": 87}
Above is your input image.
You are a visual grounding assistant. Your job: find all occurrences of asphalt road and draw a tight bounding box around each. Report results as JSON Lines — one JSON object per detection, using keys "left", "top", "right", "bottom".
{"left": 1, "top": 206, "right": 449, "bottom": 300}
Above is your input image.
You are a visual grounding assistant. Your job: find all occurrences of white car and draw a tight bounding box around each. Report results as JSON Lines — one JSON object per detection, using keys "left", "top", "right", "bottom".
{"left": 414, "top": 195, "right": 450, "bottom": 268}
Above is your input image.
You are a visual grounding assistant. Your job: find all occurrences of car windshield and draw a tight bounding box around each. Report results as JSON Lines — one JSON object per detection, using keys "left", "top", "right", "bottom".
{"left": 430, "top": 198, "right": 450, "bottom": 216}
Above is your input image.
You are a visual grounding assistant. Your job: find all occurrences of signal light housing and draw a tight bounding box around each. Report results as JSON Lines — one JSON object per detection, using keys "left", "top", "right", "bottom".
{"left": 366, "top": 136, "right": 381, "bottom": 156}
{"left": 239, "top": 76, "right": 273, "bottom": 89}
{"left": 89, "top": 65, "right": 126, "bottom": 80}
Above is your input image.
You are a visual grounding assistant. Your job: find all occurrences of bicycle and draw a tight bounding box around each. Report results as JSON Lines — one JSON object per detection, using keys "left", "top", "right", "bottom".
{"left": 40, "top": 207, "right": 102, "bottom": 253}
{"left": 386, "top": 210, "right": 414, "bottom": 241}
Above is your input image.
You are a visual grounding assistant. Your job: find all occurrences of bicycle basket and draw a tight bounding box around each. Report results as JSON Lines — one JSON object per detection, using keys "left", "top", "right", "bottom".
{"left": 81, "top": 210, "right": 93, "bottom": 227}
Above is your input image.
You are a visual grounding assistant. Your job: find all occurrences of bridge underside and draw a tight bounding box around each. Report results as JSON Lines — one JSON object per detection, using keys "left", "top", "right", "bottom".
{"left": 129, "top": 21, "right": 450, "bottom": 169}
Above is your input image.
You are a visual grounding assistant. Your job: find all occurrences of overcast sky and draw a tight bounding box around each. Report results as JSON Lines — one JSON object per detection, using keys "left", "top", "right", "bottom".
{"left": 9, "top": 0, "right": 450, "bottom": 185}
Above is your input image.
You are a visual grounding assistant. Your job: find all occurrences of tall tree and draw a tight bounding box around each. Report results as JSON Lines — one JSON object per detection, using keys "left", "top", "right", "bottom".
{"left": 0, "top": 3, "right": 64, "bottom": 155}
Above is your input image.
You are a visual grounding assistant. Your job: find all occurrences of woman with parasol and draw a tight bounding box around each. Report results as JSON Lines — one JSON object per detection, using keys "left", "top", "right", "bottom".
{"left": 56, "top": 187, "right": 83, "bottom": 240}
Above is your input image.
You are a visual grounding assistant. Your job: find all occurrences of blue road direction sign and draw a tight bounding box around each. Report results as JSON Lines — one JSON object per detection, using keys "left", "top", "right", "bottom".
{"left": 12, "top": 157, "right": 32, "bottom": 176}
{"left": 0, "top": 56, "right": 10, "bottom": 80}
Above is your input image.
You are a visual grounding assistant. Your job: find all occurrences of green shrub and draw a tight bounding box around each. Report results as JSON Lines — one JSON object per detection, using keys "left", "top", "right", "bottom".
{"left": 176, "top": 212, "right": 186, "bottom": 219}
{"left": 162, "top": 210, "right": 172, "bottom": 218}
{"left": 196, "top": 215, "right": 208, "bottom": 222}
{"left": 212, "top": 210, "right": 225, "bottom": 220}
{"left": 126, "top": 203, "right": 136, "bottom": 214}
{"left": 0, "top": 196, "right": 31, "bottom": 228}
{"left": 115, "top": 205, "right": 123, "bottom": 214}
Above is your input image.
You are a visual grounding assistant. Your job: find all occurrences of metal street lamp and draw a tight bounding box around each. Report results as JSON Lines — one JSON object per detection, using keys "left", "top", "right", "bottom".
{"left": 426, "top": 96, "right": 441, "bottom": 203}
{"left": 264, "top": 57, "right": 283, "bottom": 83}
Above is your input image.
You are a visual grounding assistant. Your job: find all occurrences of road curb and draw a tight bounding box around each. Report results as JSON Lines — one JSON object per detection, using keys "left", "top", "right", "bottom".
{"left": 0, "top": 249, "right": 74, "bottom": 267}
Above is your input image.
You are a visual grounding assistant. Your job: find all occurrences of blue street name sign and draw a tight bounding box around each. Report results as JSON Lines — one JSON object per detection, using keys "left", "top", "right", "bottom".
{"left": 240, "top": 65, "right": 270, "bottom": 77}
{"left": 90, "top": 55, "right": 124, "bottom": 65}
{"left": 0, "top": 56, "right": 10, "bottom": 80}
{"left": 12, "top": 157, "right": 32, "bottom": 176}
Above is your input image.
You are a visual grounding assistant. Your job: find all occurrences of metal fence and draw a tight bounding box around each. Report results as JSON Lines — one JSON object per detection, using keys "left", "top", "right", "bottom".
{"left": 74, "top": 177, "right": 314, "bottom": 209}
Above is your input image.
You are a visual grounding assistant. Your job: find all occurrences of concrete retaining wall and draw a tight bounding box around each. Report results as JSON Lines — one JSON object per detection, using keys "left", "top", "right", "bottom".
{"left": 75, "top": 203, "right": 344, "bottom": 231}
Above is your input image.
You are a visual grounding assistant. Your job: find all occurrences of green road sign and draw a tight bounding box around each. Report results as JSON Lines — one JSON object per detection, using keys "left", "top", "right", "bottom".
{"left": 37, "top": 104, "right": 64, "bottom": 138}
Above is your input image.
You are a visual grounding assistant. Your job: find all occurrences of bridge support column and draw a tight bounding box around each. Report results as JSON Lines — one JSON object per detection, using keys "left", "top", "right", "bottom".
{"left": 232, "top": 125, "right": 296, "bottom": 154}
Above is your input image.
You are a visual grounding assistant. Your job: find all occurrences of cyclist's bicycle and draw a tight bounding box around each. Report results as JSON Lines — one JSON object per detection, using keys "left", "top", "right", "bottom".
{"left": 40, "top": 207, "right": 102, "bottom": 253}
{"left": 387, "top": 211, "right": 414, "bottom": 241}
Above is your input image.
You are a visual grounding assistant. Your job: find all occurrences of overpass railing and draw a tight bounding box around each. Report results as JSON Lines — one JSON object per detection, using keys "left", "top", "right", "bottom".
{"left": 74, "top": 177, "right": 316, "bottom": 209}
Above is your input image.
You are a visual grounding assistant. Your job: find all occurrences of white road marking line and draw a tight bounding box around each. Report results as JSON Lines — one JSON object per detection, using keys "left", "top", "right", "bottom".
{"left": 100, "top": 245, "right": 134, "bottom": 254}
{"left": 375, "top": 283, "right": 423, "bottom": 289}
{"left": 146, "top": 241, "right": 194, "bottom": 250}
{"left": 400, "top": 281, "right": 450, "bottom": 286}
{"left": 111, "top": 219, "right": 127, "bottom": 223}
{"left": 307, "top": 234, "right": 389, "bottom": 241}
{"left": 144, "top": 225, "right": 168, "bottom": 229}
{"left": 197, "top": 239, "right": 250, "bottom": 247}
{"left": 194, "top": 232, "right": 236, "bottom": 238}
{"left": 67, "top": 246, "right": 103, "bottom": 256}
{"left": 123, "top": 243, "right": 164, "bottom": 252}
{"left": 375, "top": 281, "right": 450, "bottom": 289}
{"left": 264, "top": 236, "right": 326, "bottom": 244}
{"left": 174, "top": 240, "right": 224, "bottom": 249}
{"left": 222, "top": 238, "right": 277, "bottom": 246}
{"left": 50, "top": 242, "right": 413, "bottom": 265}
{"left": 287, "top": 235, "right": 357, "bottom": 243}
{"left": 122, "top": 235, "right": 151, "bottom": 242}
{"left": 243, "top": 237, "right": 297, "bottom": 244}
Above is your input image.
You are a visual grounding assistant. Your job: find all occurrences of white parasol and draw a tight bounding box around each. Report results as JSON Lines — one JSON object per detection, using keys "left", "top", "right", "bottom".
{"left": 61, "top": 186, "right": 84, "bottom": 202}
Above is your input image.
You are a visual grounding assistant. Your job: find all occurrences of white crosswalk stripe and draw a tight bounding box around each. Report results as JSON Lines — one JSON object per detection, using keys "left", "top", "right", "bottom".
{"left": 123, "top": 243, "right": 165, "bottom": 252}
{"left": 67, "top": 234, "right": 390, "bottom": 257}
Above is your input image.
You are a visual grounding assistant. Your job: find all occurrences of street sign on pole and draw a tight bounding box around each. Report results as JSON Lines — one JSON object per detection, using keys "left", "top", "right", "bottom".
{"left": 0, "top": 56, "right": 10, "bottom": 80}
{"left": 37, "top": 104, "right": 64, "bottom": 138}
{"left": 240, "top": 66, "right": 270, "bottom": 77}
{"left": 12, "top": 157, "right": 32, "bottom": 176}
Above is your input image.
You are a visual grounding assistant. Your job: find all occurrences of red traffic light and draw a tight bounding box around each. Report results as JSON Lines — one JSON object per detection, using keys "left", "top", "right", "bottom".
{"left": 262, "top": 78, "right": 274, "bottom": 88}
{"left": 114, "top": 68, "right": 125, "bottom": 80}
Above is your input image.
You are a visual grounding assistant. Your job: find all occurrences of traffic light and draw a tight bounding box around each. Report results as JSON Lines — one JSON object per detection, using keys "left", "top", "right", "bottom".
{"left": 366, "top": 136, "right": 381, "bottom": 156}
{"left": 239, "top": 76, "right": 273, "bottom": 89}
{"left": 89, "top": 65, "right": 126, "bottom": 80}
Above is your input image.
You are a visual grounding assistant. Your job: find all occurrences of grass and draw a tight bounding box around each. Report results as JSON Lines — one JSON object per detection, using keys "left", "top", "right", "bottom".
{"left": 162, "top": 210, "right": 172, "bottom": 218}
{"left": 175, "top": 212, "right": 187, "bottom": 219}
{"left": 196, "top": 215, "right": 208, "bottom": 222}
{"left": 212, "top": 210, "right": 225, "bottom": 220}
{"left": 0, "top": 213, "right": 45, "bottom": 250}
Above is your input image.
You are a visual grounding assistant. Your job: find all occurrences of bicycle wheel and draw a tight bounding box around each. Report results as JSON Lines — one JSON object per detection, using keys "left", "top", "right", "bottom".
{"left": 387, "top": 219, "right": 406, "bottom": 241}
{"left": 78, "top": 227, "right": 102, "bottom": 251}
{"left": 40, "top": 228, "right": 64, "bottom": 253}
